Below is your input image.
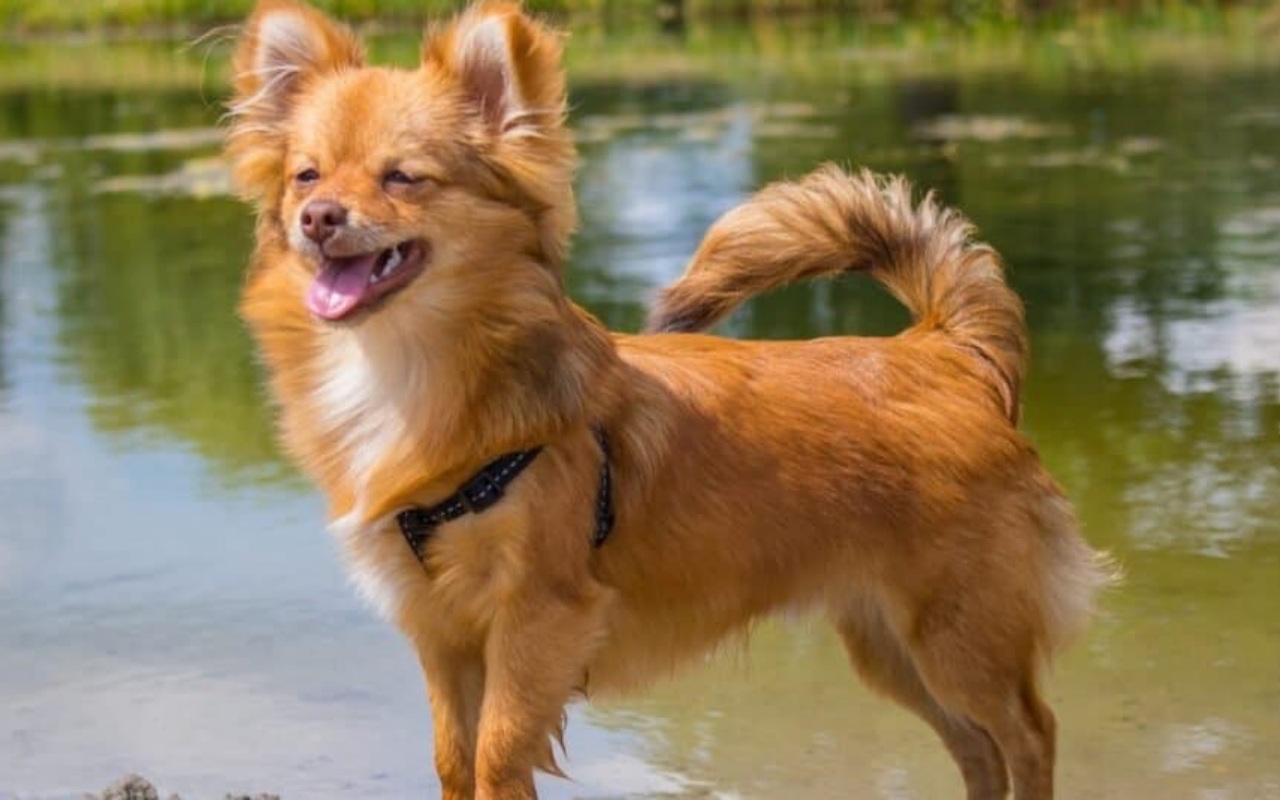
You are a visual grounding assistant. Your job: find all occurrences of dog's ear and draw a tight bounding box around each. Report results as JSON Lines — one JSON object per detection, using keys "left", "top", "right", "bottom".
{"left": 232, "top": 0, "right": 363, "bottom": 128}
{"left": 226, "top": 0, "right": 363, "bottom": 203}
{"left": 422, "top": 2, "right": 577, "bottom": 265}
{"left": 423, "top": 1, "right": 567, "bottom": 138}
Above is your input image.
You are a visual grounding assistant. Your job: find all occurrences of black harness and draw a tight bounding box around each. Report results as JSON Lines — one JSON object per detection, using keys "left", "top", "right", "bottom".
{"left": 395, "top": 426, "right": 615, "bottom": 562}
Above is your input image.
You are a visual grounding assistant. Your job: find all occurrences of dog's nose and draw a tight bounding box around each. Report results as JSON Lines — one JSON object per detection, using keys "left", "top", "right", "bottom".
{"left": 300, "top": 200, "right": 348, "bottom": 243}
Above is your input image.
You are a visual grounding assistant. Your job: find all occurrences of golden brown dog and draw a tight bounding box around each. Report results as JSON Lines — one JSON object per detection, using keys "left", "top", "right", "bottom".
{"left": 226, "top": 2, "right": 1113, "bottom": 798}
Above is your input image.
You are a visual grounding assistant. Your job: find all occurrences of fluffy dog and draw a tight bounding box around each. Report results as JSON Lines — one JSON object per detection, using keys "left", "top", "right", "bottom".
{"left": 226, "top": 2, "right": 1112, "bottom": 798}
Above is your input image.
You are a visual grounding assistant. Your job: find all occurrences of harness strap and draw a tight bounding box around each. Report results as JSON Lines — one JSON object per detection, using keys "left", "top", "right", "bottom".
{"left": 395, "top": 425, "right": 615, "bottom": 560}
{"left": 591, "top": 425, "right": 616, "bottom": 547}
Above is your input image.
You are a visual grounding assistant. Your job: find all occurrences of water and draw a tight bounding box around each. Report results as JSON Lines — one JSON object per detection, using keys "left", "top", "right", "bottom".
{"left": 1, "top": 19, "right": 1278, "bottom": 800}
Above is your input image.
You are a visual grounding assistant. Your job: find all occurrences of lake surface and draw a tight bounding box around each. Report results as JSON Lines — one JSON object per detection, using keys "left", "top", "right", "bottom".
{"left": 0, "top": 15, "right": 1278, "bottom": 800}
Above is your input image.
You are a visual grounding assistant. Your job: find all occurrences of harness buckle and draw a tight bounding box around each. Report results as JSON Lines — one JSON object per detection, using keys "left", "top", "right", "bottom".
{"left": 459, "top": 470, "right": 503, "bottom": 513}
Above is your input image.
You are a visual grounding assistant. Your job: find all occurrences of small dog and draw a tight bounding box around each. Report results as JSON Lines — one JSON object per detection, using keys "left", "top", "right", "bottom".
{"left": 226, "top": 2, "right": 1113, "bottom": 798}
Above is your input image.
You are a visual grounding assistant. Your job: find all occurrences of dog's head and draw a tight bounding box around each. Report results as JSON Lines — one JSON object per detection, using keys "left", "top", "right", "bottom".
{"left": 227, "top": 0, "right": 575, "bottom": 325}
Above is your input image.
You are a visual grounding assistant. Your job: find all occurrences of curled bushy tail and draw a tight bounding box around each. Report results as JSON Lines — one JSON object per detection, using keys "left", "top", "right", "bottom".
{"left": 647, "top": 164, "right": 1028, "bottom": 422}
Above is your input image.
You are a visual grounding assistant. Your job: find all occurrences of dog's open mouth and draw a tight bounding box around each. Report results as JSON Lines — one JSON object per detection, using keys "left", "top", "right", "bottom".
{"left": 305, "top": 240, "right": 428, "bottom": 321}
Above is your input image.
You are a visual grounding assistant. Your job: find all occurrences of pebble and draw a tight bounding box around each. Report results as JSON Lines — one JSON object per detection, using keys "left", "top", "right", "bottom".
{"left": 85, "top": 774, "right": 280, "bottom": 800}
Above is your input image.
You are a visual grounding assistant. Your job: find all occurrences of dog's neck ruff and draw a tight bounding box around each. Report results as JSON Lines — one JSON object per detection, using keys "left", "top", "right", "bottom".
{"left": 395, "top": 425, "right": 615, "bottom": 560}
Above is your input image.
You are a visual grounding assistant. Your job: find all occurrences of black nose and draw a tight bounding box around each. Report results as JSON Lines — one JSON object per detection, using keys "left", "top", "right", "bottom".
{"left": 300, "top": 200, "right": 348, "bottom": 244}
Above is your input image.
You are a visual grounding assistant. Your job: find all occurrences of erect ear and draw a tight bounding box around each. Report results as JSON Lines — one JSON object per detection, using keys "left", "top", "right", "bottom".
{"left": 422, "top": 3, "right": 577, "bottom": 266}
{"left": 423, "top": 1, "right": 568, "bottom": 137}
{"left": 225, "top": 0, "right": 363, "bottom": 203}
{"left": 231, "top": 0, "right": 363, "bottom": 129}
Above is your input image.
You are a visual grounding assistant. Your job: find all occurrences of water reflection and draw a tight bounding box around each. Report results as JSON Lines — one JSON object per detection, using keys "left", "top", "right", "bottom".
{"left": 0, "top": 20, "right": 1277, "bottom": 800}
{"left": 55, "top": 189, "right": 284, "bottom": 483}
{"left": 571, "top": 81, "right": 755, "bottom": 329}
{"left": 0, "top": 195, "right": 9, "bottom": 402}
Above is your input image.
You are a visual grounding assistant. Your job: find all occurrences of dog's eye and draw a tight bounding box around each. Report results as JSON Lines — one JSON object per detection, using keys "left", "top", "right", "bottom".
{"left": 295, "top": 168, "right": 320, "bottom": 185}
{"left": 383, "top": 169, "right": 419, "bottom": 187}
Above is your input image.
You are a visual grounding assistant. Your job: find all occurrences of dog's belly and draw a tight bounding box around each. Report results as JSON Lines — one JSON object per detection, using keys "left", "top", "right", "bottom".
{"left": 583, "top": 522, "right": 862, "bottom": 695}
{"left": 583, "top": 572, "right": 846, "bottom": 696}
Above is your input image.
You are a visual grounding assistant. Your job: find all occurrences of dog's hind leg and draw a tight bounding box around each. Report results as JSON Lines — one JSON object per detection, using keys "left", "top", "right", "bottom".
{"left": 833, "top": 596, "right": 1010, "bottom": 800}
{"left": 898, "top": 588, "right": 1058, "bottom": 800}
{"left": 913, "top": 644, "right": 1056, "bottom": 800}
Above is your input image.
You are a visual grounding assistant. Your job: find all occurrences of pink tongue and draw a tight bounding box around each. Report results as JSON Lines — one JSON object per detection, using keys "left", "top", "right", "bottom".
{"left": 306, "top": 253, "right": 380, "bottom": 320}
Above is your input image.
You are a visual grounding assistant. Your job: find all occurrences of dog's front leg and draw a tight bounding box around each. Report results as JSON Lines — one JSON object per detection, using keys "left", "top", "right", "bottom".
{"left": 419, "top": 645, "right": 484, "bottom": 800}
{"left": 474, "top": 586, "right": 607, "bottom": 800}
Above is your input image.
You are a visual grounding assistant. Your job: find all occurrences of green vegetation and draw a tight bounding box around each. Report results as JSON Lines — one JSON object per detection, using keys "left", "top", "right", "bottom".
{"left": 0, "top": 5, "right": 1272, "bottom": 93}
{"left": 0, "top": 0, "right": 446, "bottom": 33}
{"left": 1, "top": 0, "right": 1277, "bottom": 35}
{"left": 1, "top": 0, "right": 555, "bottom": 33}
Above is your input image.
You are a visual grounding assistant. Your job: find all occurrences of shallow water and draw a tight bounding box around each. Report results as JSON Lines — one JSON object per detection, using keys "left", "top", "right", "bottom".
{"left": 0, "top": 19, "right": 1278, "bottom": 800}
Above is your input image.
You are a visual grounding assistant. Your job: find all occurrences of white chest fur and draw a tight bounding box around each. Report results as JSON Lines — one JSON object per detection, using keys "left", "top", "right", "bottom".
{"left": 314, "top": 332, "right": 421, "bottom": 621}
{"left": 327, "top": 504, "right": 422, "bottom": 622}
{"left": 314, "top": 333, "right": 409, "bottom": 487}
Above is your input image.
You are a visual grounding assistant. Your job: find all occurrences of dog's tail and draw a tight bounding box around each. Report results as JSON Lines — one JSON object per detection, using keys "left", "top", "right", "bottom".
{"left": 646, "top": 164, "right": 1028, "bottom": 422}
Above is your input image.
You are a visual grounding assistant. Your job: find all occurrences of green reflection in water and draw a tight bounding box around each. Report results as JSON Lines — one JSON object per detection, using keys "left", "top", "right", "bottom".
{"left": 54, "top": 188, "right": 288, "bottom": 483}
{"left": 0, "top": 203, "right": 8, "bottom": 401}
{"left": 0, "top": 84, "right": 285, "bottom": 481}
{"left": 1, "top": 14, "right": 1276, "bottom": 797}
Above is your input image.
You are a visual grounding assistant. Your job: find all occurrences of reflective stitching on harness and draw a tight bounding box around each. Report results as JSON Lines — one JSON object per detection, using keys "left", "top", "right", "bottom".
{"left": 395, "top": 426, "right": 616, "bottom": 562}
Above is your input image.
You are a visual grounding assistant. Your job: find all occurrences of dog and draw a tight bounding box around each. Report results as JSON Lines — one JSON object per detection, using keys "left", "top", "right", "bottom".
{"left": 225, "top": 2, "right": 1113, "bottom": 798}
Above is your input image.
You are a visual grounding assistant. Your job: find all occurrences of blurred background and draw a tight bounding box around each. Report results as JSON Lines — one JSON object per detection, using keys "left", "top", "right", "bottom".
{"left": 0, "top": 1, "right": 1277, "bottom": 798}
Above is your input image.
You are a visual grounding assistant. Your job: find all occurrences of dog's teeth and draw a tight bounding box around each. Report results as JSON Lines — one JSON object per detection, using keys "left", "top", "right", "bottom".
{"left": 369, "top": 247, "right": 404, "bottom": 285}
{"left": 387, "top": 247, "right": 403, "bottom": 272}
